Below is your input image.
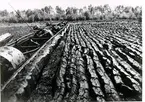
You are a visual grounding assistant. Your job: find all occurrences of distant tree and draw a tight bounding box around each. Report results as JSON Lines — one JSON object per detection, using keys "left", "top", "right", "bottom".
{"left": 73, "top": 8, "right": 78, "bottom": 15}
{"left": 55, "top": 6, "right": 65, "bottom": 20}
{"left": 56, "top": 6, "right": 65, "bottom": 15}
{"left": 114, "top": 5, "right": 125, "bottom": 19}
{"left": 0, "top": 10, "right": 9, "bottom": 17}
{"left": 78, "top": 8, "right": 83, "bottom": 15}
{"left": 134, "top": 6, "right": 142, "bottom": 21}
{"left": 32, "top": 9, "right": 44, "bottom": 21}
{"left": 44, "top": 6, "right": 54, "bottom": 15}
{"left": 88, "top": 5, "right": 94, "bottom": 15}
{"left": 65, "top": 7, "right": 79, "bottom": 21}
{"left": 66, "top": 7, "right": 73, "bottom": 15}
{"left": 25, "top": 9, "right": 34, "bottom": 22}
{"left": 84, "top": 11, "right": 91, "bottom": 20}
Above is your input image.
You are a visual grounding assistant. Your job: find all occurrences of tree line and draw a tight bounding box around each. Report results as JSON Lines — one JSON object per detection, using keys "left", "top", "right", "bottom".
{"left": 0, "top": 5, "right": 142, "bottom": 23}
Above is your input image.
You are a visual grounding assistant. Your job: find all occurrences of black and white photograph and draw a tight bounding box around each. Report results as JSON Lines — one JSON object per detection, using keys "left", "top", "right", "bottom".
{"left": 0, "top": 0, "right": 143, "bottom": 102}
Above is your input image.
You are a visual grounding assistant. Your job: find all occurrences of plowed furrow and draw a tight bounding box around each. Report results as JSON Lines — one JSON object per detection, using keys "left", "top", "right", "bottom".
{"left": 75, "top": 47, "right": 89, "bottom": 102}
{"left": 111, "top": 50, "right": 141, "bottom": 84}
{"left": 52, "top": 34, "right": 71, "bottom": 101}
{"left": 66, "top": 46, "right": 78, "bottom": 102}
{"left": 77, "top": 26, "right": 121, "bottom": 101}
{"left": 115, "top": 48, "right": 142, "bottom": 73}
{"left": 27, "top": 40, "right": 65, "bottom": 102}
{"left": 85, "top": 54, "right": 105, "bottom": 102}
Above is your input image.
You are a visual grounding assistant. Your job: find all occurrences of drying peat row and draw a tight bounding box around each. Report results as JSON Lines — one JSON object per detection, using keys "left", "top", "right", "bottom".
{"left": 0, "top": 21, "right": 142, "bottom": 102}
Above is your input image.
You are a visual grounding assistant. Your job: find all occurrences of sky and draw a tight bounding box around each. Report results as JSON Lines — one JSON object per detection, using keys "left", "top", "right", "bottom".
{"left": 0, "top": 0, "right": 143, "bottom": 11}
